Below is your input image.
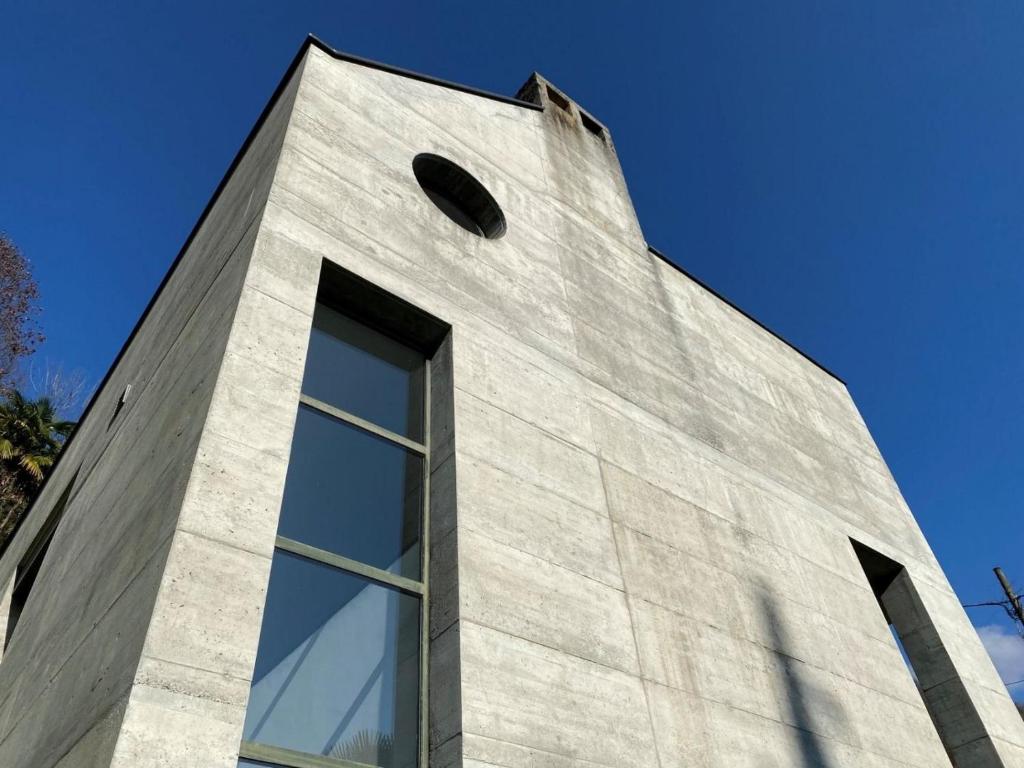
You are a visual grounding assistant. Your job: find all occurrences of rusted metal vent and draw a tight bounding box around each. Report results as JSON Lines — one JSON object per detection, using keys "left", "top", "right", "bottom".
{"left": 413, "top": 154, "right": 506, "bottom": 239}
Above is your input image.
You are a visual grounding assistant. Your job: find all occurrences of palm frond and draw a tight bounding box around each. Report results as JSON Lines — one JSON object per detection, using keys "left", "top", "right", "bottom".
{"left": 19, "top": 454, "right": 45, "bottom": 481}
{"left": 0, "top": 388, "right": 77, "bottom": 498}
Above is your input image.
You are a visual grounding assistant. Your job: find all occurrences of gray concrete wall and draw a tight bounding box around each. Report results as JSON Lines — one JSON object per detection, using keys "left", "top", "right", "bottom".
{"left": 105, "top": 65, "right": 319, "bottom": 768}
{"left": 4, "top": 38, "right": 1021, "bottom": 768}
{"left": 235, "top": 46, "right": 1023, "bottom": 768}
{"left": 0, "top": 59, "right": 303, "bottom": 768}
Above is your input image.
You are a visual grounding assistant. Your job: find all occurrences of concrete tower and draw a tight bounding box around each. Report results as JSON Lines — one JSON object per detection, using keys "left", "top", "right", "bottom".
{"left": 1, "top": 36, "right": 1022, "bottom": 768}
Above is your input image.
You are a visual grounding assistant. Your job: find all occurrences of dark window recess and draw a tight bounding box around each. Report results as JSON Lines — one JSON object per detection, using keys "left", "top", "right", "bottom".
{"left": 412, "top": 154, "right": 506, "bottom": 239}
{"left": 851, "top": 540, "right": 1003, "bottom": 766}
{"left": 546, "top": 85, "right": 571, "bottom": 112}
{"left": 4, "top": 478, "right": 75, "bottom": 651}
{"left": 580, "top": 111, "right": 604, "bottom": 139}
{"left": 316, "top": 260, "right": 450, "bottom": 357}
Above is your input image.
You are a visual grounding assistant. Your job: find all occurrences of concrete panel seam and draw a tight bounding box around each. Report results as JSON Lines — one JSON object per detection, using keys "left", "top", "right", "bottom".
{"left": 602, "top": 461, "right": 873, "bottom": 595}
{"left": 644, "top": 677, "right": 936, "bottom": 768}
{"left": 291, "top": 80, "right": 547, "bottom": 197}
{"left": 585, "top": 364, "right": 909, "bottom": 533}
{"left": 264, "top": 199, "right": 581, "bottom": 388}
{"left": 0, "top": 528, "right": 174, "bottom": 745}
{"left": 627, "top": 586, "right": 938, "bottom": 713}
{"left": 168, "top": 524, "right": 274, "bottom": 564}
{"left": 454, "top": 386, "right": 594, "bottom": 457}
{"left": 46, "top": 696, "right": 128, "bottom": 768}
{"left": 453, "top": 436, "right": 604, "bottom": 519}
{"left": 272, "top": 146, "right": 574, "bottom": 329}
{"left": 590, "top": 396, "right": 939, "bottom": 578}
{"left": 139, "top": 653, "right": 253, "bottom": 685}
{"left": 458, "top": 521, "right": 623, "bottom": 593}
{"left": 459, "top": 617, "right": 641, "bottom": 681}
{"left": 463, "top": 731, "right": 640, "bottom": 768}
{"left": 611, "top": 507, "right": 872, "bottom": 612}
{"left": 598, "top": 461, "right": 666, "bottom": 768}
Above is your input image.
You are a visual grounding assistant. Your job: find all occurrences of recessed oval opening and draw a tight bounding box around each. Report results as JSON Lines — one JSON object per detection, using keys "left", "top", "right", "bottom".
{"left": 412, "top": 154, "right": 506, "bottom": 239}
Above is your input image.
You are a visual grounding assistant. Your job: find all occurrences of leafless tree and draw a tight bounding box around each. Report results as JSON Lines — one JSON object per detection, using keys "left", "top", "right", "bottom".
{"left": 15, "top": 359, "right": 91, "bottom": 419}
{"left": 0, "top": 233, "right": 43, "bottom": 388}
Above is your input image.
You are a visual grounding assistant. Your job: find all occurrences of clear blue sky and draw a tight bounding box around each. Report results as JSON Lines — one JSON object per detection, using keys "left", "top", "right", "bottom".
{"left": 3, "top": 2, "right": 1022, "bottom": 694}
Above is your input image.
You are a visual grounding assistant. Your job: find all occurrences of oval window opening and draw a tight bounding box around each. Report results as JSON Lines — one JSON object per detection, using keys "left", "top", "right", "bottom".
{"left": 413, "top": 154, "right": 506, "bottom": 239}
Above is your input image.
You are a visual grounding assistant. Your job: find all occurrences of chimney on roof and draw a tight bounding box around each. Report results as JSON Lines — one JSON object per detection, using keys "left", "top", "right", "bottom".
{"left": 516, "top": 73, "right": 610, "bottom": 145}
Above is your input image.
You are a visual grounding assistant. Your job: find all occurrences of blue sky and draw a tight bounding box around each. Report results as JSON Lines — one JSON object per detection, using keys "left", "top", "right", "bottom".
{"left": 3, "top": 2, "right": 1022, "bottom": 695}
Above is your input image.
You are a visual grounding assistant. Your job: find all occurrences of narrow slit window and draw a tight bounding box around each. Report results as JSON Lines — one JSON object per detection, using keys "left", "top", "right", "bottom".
{"left": 2, "top": 477, "right": 75, "bottom": 654}
{"left": 580, "top": 111, "right": 605, "bottom": 140}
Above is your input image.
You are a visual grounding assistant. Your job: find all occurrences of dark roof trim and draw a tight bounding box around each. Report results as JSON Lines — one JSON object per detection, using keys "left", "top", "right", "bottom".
{"left": 306, "top": 34, "right": 543, "bottom": 112}
{"left": 647, "top": 244, "right": 845, "bottom": 385}
{"left": 2, "top": 39, "right": 319, "bottom": 562}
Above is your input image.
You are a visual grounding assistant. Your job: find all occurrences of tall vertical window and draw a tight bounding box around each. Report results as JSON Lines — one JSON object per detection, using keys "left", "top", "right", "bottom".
{"left": 240, "top": 300, "right": 430, "bottom": 768}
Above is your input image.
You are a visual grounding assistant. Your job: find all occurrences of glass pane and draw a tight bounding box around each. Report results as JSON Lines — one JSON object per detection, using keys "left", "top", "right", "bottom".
{"left": 303, "top": 303, "right": 425, "bottom": 441}
{"left": 279, "top": 405, "right": 423, "bottom": 578}
{"left": 237, "top": 761, "right": 275, "bottom": 768}
{"left": 244, "top": 551, "right": 421, "bottom": 768}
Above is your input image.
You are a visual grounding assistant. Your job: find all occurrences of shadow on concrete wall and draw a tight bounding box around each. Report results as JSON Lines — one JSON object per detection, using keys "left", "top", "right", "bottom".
{"left": 759, "top": 591, "right": 844, "bottom": 768}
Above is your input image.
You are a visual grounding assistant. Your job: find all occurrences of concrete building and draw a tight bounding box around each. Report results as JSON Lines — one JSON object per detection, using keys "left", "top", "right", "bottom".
{"left": 0, "top": 35, "right": 1021, "bottom": 768}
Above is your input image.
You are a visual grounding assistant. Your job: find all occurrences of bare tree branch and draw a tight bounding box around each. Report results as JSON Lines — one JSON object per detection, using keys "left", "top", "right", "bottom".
{"left": 0, "top": 232, "right": 43, "bottom": 387}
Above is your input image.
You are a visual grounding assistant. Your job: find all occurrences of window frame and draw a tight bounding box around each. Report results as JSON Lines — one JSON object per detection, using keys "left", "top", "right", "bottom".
{"left": 850, "top": 538, "right": 993, "bottom": 763}
{"left": 239, "top": 347, "right": 432, "bottom": 768}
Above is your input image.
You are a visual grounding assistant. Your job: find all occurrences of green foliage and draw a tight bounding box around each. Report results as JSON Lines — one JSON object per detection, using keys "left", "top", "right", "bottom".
{"left": 0, "top": 388, "right": 74, "bottom": 548}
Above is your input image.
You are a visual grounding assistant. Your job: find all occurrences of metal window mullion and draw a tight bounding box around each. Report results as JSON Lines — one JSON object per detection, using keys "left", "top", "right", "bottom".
{"left": 299, "top": 394, "right": 426, "bottom": 455}
{"left": 419, "top": 358, "right": 431, "bottom": 768}
{"left": 275, "top": 536, "right": 424, "bottom": 596}
{"left": 239, "top": 739, "right": 378, "bottom": 768}
{"left": 245, "top": 352, "right": 433, "bottom": 768}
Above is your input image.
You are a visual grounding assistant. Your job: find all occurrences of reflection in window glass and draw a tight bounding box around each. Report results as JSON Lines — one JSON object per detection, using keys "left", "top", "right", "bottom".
{"left": 244, "top": 551, "right": 420, "bottom": 768}
{"left": 278, "top": 405, "right": 423, "bottom": 578}
{"left": 303, "top": 304, "right": 425, "bottom": 441}
{"left": 242, "top": 302, "right": 432, "bottom": 768}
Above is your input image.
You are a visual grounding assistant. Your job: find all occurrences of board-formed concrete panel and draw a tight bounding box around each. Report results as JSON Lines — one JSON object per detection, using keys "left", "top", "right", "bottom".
{"left": 1, "top": 36, "right": 1021, "bottom": 768}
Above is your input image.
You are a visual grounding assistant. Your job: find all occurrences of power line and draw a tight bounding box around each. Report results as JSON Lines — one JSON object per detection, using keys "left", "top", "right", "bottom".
{"left": 961, "top": 568, "right": 1024, "bottom": 635}
{"left": 962, "top": 599, "right": 1012, "bottom": 609}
